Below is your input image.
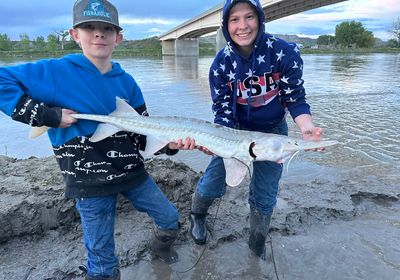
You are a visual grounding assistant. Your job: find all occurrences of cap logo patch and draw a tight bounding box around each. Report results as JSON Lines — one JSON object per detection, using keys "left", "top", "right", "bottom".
{"left": 83, "top": 0, "right": 111, "bottom": 19}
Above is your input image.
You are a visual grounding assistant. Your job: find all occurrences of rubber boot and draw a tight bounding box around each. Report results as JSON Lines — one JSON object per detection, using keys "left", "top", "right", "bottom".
{"left": 248, "top": 207, "right": 272, "bottom": 260}
{"left": 82, "top": 267, "right": 120, "bottom": 280}
{"left": 151, "top": 228, "right": 179, "bottom": 264}
{"left": 189, "top": 193, "right": 214, "bottom": 245}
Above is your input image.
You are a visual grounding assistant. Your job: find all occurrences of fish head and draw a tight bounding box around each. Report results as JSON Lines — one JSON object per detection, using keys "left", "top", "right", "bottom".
{"left": 251, "top": 137, "right": 289, "bottom": 163}
{"left": 250, "top": 134, "right": 338, "bottom": 163}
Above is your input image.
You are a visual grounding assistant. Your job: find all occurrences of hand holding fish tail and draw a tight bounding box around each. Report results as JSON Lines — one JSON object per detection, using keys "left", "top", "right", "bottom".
{"left": 59, "top": 109, "right": 78, "bottom": 128}
{"left": 168, "top": 137, "right": 196, "bottom": 150}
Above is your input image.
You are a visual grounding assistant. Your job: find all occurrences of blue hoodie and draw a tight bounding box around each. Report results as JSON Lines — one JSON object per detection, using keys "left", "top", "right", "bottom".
{"left": 0, "top": 54, "right": 150, "bottom": 198}
{"left": 210, "top": 0, "right": 311, "bottom": 131}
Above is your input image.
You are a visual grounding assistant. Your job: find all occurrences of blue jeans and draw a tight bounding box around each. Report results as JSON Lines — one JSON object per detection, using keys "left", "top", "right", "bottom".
{"left": 196, "top": 120, "right": 288, "bottom": 215}
{"left": 75, "top": 176, "right": 179, "bottom": 278}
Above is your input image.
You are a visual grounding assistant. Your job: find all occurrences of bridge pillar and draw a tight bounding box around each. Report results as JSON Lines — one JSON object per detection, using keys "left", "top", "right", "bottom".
{"left": 175, "top": 38, "right": 199, "bottom": 56}
{"left": 162, "top": 39, "right": 199, "bottom": 56}
{"left": 161, "top": 40, "right": 176, "bottom": 56}
{"left": 216, "top": 27, "right": 226, "bottom": 53}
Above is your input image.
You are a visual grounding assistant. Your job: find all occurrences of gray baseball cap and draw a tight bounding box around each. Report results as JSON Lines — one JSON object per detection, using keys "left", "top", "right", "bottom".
{"left": 73, "top": 0, "right": 122, "bottom": 31}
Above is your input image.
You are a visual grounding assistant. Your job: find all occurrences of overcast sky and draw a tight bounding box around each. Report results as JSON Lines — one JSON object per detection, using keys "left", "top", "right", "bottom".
{"left": 0, "top": 0, "right": 399, "bottom": 41}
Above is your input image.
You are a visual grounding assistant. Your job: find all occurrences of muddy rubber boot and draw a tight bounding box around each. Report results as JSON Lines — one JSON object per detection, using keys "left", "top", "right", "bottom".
{"left": 83, "top": 268, "right": 120, "bottom": 280}
{"left": 151, "top": 228, "right": 179, "bottom": 264}
{"left": 248, "top": 207, "right": 272, "bottom": 260}
{"left": 190, "top": 193, "right": 214, "bottom": 245}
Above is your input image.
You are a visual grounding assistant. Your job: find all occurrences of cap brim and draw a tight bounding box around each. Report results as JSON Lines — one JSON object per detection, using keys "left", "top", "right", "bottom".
{"left": 73, "top": 20, "right": 122, "bottom": 31}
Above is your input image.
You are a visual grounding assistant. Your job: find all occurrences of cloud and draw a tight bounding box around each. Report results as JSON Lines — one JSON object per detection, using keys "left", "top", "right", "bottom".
{"left": 265, "top": 0, "right": 398, "bottom": 40}
{"left": 120, "top": 17, "right": 180, "bottom": 26}
{"left": 0, "top": 0, "right": 397, "bottom": 41}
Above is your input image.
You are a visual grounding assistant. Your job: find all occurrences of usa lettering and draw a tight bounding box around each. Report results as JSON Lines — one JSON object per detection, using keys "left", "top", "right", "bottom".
{"left": 228, "top": 72, "right": 280, "bottom": 98}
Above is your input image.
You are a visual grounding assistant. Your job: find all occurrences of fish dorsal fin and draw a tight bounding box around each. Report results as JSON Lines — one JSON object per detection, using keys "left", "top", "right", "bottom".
{"left": 90, "top": 97, "right": 138, "bottom": 142}
{"left": 112, "top": 97, "right": 138, "bottom": 116}
{"left": 141, "top": 135, "right": 169, "bottom": 158}
{"left": 90, "top": 123, "right": 121, "bottom": 142}
{"left": 223, "top": 158, "right": 250, "bottom": 187}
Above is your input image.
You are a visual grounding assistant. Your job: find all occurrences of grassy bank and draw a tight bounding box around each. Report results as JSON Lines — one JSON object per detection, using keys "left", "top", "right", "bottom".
{"left": 301, "top": 47, "right": 400, "bottom": 54}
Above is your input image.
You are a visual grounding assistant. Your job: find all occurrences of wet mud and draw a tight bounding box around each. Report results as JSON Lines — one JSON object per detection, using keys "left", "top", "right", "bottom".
{"left": 0, "top": 155, "right": 399, "bottom": 280}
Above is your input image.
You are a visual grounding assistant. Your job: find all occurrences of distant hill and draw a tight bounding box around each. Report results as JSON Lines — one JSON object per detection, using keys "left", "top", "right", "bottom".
{"left": 272, "top": 34, "right": 317, "bottom": 47}
{"left": 113, "top": 35, "right": 318, "bottom": 57}
{"left": 199, "top": 33, "right": 317, "bottom": 47}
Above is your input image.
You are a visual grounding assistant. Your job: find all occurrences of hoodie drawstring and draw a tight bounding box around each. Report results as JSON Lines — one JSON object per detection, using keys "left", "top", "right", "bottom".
{"left": 246, "top": 51, "right": 257, "bottom": 121}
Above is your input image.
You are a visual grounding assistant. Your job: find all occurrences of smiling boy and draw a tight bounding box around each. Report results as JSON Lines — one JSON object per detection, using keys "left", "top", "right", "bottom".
{"left": 0, "top": 0, "right": 195, "bottom": 279}
{"left": 189, "top": 0, "right": 325, "bottom": 259}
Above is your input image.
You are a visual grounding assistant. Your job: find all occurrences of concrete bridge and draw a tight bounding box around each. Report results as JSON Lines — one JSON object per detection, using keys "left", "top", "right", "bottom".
{"left": 159, "top": 0, "right": 347, "bottom": 56}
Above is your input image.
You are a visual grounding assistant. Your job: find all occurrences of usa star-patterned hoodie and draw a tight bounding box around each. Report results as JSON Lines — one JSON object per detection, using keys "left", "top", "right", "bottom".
{"left": 210, "top": 0, "right": 311, "bottom": 131}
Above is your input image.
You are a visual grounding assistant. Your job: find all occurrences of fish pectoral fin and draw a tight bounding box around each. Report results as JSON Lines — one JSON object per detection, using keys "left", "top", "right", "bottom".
{"left": 223, "top": 158, "right": 250, "bottom": 187}
{"left": 141, "top": 135, "right": 169, "bottom": 158}
{"left": 89, "top": 123, "right": 121, "bottom": 142}
{"left": 29, "top": 126, "right": 50, "bottom": 139}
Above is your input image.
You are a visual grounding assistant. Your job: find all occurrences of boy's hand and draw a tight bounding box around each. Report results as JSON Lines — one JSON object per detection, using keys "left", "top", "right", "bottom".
{"left": 302, "top": 127, "right": 325, "bottom": 151}
{"left": 59, "top": 109, "right": 78, "bottom": 128}
{"left": 168, "top": 137, "right": 196, "bottom": 150}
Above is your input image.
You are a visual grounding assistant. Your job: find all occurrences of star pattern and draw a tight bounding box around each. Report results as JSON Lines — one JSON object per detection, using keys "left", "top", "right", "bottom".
{"left": 224, "top": 42, "right": 233, "bottom": 57}
{"left": 227, "top": 70, "right": 236, "bottom": 81}
{"left": 284, "top": 88, "right": 294, "bottom": 95}
{"left": 257, "top": 55, "right": 265, "bottom": 64}
{"left": 281, "top": 75, "right": 289, "bottom": 84}
{"left": 245, "top": 68, "right": 254, "bottom": 77}
{"left": 276, "top": 50, "right": 285, "bottom": 61}
{"left": 222, "top": 117, "right": 230, "bottom": 123}
{"left": 232, "top": 61, "right": 237, "bottom": 69}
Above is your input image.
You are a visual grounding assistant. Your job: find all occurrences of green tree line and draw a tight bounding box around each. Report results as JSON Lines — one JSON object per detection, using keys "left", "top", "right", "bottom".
{"left": 0, "top": 31, "right": 80, "bottom": 52}
{"left": 316, "top": 19, "right": 400, "bottom": 48}
{"left": 1, "top": 19, "right": 399, "bottom": 54}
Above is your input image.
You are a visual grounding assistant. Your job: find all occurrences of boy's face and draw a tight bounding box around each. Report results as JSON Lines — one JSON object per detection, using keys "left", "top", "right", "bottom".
{"left": 227, "top": 3, "right": 259, "bottom": 57}
{"left": 69, "top": 22, "right": 123, "bottom": 62}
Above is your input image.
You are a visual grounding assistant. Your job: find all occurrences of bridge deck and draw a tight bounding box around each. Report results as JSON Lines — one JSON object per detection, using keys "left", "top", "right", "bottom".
{"left": 160, "top": 0, "right": 347, "bottom": 40}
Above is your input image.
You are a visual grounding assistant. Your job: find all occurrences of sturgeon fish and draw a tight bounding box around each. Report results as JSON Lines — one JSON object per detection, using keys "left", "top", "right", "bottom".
{"left": 31, "top": 97, "right": 338, "bottom": 187}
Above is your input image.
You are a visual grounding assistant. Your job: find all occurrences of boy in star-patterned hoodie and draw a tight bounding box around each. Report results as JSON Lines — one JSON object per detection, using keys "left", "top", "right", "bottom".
{"left": 189, "top": 0, "right": 326, "bottom": 259}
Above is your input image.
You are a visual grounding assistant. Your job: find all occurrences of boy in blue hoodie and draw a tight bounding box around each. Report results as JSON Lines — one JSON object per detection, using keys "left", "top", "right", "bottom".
{"left": 0, "top": 0, "right": 196, "bottom": 279}
{"left": 189, "top": 0, "right": 325, "bottom": 259}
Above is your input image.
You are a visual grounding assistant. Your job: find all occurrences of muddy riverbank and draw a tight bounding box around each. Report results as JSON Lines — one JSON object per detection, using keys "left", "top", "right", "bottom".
{"left": 0, "top": 155, "right": 399, "bottom": 280}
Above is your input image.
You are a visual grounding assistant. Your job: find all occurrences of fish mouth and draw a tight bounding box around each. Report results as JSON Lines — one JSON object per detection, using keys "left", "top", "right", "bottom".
{"left": 249, "top": 142, "right": 257, "bottom": 159}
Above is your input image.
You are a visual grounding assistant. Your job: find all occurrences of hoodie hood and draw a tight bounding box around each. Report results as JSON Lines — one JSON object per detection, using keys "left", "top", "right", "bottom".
{"left": 221, "top": 0, "right": 266, "bottom": 51}
{"left": 64, "top": 53, "right": 125, "bottom": 77}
